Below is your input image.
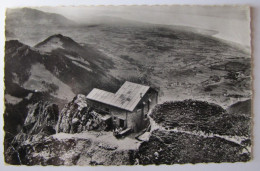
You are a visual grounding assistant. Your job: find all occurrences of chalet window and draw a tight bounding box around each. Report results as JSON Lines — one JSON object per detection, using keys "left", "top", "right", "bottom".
{"left": 148, "top": 98, "right": 151, "bottom": 111}
{"left": 137, "top": 109, "right": 142, "bottom": 115}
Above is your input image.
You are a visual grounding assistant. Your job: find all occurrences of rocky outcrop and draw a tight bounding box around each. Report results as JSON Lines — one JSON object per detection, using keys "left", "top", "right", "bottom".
{"left": 5, "top": 133, "right": 136, "bottom": 166}
{"left": 56, "top": 94, "right": 89, "bottom": 133}
{"left": 5, "top": 101, "right": 59, "bottom": 164}
{"left": 4, "top": 95, "right": 126, "bottom": 165}
{"left": 56, "top": 94, "right": 110, "bottom": 134}
{"left": 23, "top": 101, "right": 59, "bottom": 135}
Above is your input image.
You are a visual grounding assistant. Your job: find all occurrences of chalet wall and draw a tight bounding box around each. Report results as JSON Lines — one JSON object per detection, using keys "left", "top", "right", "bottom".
{"left": 86, "top": 100, "right": 127, "bottom": 126}
{"left": 131, "top": 89, "right": 158, "bottom": 131}
{"left": 147, "top": 89, "right": 158, "bottom": 110}
{"left": 86, "top": 88, "right": 158, "bottom": 132}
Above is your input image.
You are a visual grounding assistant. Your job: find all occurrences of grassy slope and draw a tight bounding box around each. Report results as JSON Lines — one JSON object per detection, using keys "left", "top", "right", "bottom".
{"left": 137, "top": 99, "right": 252, "bottom": 165}
{"left": 150, "top": 100, "right": 251, "bottom": 137}
{"left": 137, "top": 130, "right": 250, "bottom": 165}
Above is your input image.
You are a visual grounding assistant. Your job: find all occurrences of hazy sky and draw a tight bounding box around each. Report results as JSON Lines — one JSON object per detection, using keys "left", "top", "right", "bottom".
{"left": 35, "top": 6, "right": 251, "bottom": 48}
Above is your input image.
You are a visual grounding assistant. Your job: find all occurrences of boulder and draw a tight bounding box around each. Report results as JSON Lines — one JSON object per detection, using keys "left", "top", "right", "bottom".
{"left": 56, "top": 94, "right": 110, "bottom": 134}
{"left": 56, "top": 94, "right": 91, "bottom": 133}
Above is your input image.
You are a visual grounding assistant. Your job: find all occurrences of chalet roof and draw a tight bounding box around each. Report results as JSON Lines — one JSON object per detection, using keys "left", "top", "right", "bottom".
{"left": 86, "top": 81, "right": 150, "bottom": 112}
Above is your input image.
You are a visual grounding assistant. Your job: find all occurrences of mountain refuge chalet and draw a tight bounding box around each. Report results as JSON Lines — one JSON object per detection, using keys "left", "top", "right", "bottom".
{"left": 86, "top": 81, "right": 158, "bottom": 133}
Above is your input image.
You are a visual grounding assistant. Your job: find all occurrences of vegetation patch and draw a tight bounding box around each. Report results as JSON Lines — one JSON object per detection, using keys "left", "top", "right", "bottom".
{"left": 136, "top": 130, "right": 250, "bottom": 165}
{"left": 150, "top": 99, "right": 251, "bottom": 137}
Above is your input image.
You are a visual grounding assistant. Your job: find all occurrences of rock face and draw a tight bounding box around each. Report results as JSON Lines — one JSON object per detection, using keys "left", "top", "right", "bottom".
{"left": 56, "top": 94, "right": 110, "bottom": 134}
{"left": 23, "top": 101, "right": 59, "bottom": 135}
{"left": 56, "top": 94, "right": 89, "bottom": 133}
{"left": 5, "top": 101, "right": 59, "bottom": 164}
{"left": 5, "top": 133, "right": 136, "bottom": 166}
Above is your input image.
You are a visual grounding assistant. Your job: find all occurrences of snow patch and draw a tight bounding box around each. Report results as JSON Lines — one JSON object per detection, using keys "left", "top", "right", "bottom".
{"left": 25, "top": 93, "right": 33, "bottom": 100}
{"left": 5, "top": 94, "right": 23, "bottom": 105}
{"left": 72, "top": 61, "right": 93, "bottom": 72}
{"left": 12, "top": 72, "right": 19, "bottom": 84}
{"left": 64, "top": 54, "right": 90, "bottom": 65}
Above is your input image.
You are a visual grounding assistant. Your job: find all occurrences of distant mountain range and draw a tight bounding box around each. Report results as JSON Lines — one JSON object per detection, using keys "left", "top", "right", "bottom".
{"left": 6, "top": 8, "right": 75, "bottom": 27}
{"left": 5, "top": 7, "right": 250, "bottom": 52}
{"left": 5, "top": 8, "right": 77, "bottom": 45}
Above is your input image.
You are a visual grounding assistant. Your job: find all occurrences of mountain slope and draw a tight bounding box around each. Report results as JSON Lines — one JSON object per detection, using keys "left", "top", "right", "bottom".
{"left": 34, "top": 34, "right": 115, "bottom": 71}
{"left": 5, "top": 34, "right": 118, "bottom": 96}
{"left": 227, "top": 99, "right": 251, "bottom": 116}
{"left": 5, "top": 40, "right": 74, "bottom": 100}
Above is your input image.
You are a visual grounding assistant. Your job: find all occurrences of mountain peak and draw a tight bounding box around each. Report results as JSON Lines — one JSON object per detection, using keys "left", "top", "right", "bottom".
{"left": 51, "top": 34, "right": 65, "bottom": 38}
{"left": 48, "top": 34, "right": 77, "bottom": 43}
{"left": 34, "top": 34, "right": 81, "bottom": 53}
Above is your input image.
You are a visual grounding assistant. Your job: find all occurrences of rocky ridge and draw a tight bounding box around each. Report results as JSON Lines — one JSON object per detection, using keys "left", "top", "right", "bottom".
{"left": 56, "top": 94, "right": 109, "bottom": 134}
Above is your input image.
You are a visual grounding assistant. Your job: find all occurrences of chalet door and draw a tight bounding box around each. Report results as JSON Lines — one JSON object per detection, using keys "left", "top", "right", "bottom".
{"left": 119, "top": 119, "right": 125, "bottom": 128}
{"left": 113, "top": 116, "right": 124, "bottom": 128}
{"left": 113, "top": 116, "right": 118, "bottom": 128}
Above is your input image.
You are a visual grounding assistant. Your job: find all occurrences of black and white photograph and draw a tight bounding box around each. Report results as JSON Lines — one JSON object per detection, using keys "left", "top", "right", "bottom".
{"left": 3, "top": 5, "right": 252, "bottom": 166}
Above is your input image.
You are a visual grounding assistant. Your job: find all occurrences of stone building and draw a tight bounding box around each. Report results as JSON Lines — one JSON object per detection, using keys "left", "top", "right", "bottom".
{"left": 86, "top": 81, "right": 158, "bottom": 132}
